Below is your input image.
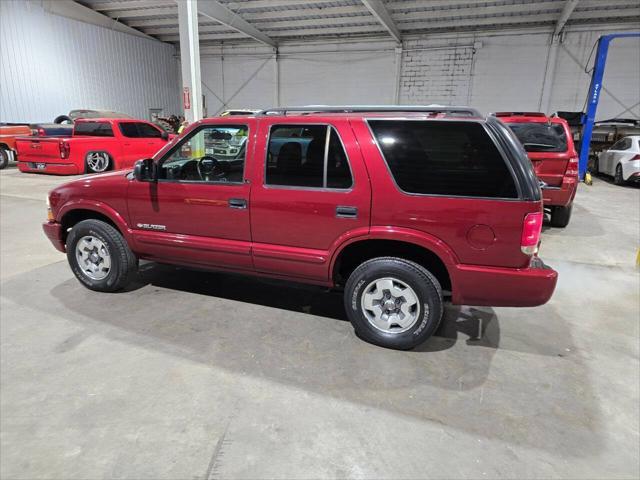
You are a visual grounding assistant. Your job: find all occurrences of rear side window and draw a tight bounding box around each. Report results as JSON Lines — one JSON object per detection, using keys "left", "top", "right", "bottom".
{"left": 369, "top": 120, "right": 518, "bottom": 198}
{"left": 611, "top": 137, "right": 632, "bottom": 151}
{"left": 266, "top": 124, "right": 353, "bottom": 189}
{"left": 119, "top": 122, "right": 163, "bottom": 138}
{"left": 74, "top": 121, "right": 114, "bottom": 137}
{"left": 506, "top": 122, "right": 567, "bottom": 153}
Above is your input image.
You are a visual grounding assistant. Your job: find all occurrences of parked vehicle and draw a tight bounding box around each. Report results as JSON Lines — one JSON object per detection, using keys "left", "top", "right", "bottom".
{"left": 42, "top": 106, "right": 557, "bottom": 350}
{"left": 16, "top": 118, "right": 172, "bottom": 175}
{"left": 495, "top": 112, "right": 578, "bottom": 228}
{"left": 30, "top": 123, "right": 74, "bottom": 137}
{"left": 53, "top": 109, "right": 133, "bottom": 124}
{"left": 594, "top": 135, "right": 640, "bottom": 185}
{"left": 0, "top": 123, "right": 32, "bottom": 169}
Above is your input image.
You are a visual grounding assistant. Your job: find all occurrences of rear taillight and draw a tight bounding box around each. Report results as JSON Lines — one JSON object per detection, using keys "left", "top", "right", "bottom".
{"left": 59, "top": 141, "right": 70, "bottom": 159}
{"left": 565, "top": 156, "right": 579, "bottom": 177}
{"left": 521, "top": 212, "right": 543, "bottom": 255}
{"left": 632, "top": 154, "right": 640, "bottom": 161}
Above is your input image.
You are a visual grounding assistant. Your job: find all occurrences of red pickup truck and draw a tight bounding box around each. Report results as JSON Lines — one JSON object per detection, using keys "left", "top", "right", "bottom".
{"left": 16, "top": 118, "right": 172, "bottom": 175}
{"left": 43, "top": 106, "right": 557, "bottom": 350}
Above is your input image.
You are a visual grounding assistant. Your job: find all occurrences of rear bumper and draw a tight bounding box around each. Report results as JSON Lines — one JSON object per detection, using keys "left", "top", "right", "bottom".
{"left": 18, "top": 161, "right": 80, "bottom": 175}
{"left": 622, "top": 161, "right": 640, "bottom": 181}
{"left": 542, "top": 178, "right": 577, "bottom": 208}
{"left": 42, "top": 222, "right": 65, "bottom": 252}
{"left": 451, "top": 257, "right": 557, "bottom": 307}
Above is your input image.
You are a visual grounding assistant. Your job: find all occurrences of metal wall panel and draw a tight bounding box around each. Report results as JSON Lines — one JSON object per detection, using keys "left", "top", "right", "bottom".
{"left": 0, "top": 0, "right": 181, "bottom": 123}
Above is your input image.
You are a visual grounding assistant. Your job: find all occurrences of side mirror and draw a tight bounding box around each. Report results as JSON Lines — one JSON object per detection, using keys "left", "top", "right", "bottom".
{"left": 160, "top": 131, "right": 169, "bottom": 141}
{"left": 133, "top": 158, "right": 155, "bottom": 182}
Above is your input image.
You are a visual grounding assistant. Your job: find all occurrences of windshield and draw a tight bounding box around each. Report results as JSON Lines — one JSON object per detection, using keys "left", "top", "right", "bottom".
{"left": 506, "top": 122, "right": 567, "bottom": 153}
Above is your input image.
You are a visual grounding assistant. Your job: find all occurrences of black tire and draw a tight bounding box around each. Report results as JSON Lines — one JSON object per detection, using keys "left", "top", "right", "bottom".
{"left": 614, "top": 164, "right": 625, "bottom": 185}
{"left": 344, "top": 257, "right": 443, "bottom": 350}
{"left": 54, "top": 115, "right": 73, "bottom": 124}
{"left": 66, "top": 219, "right": 137, "bottom": 292}
{"left": 0, "top": 148, "right": 9, "bottom": 170}
{"left": 85, "top": 152, "right": 111, "bottom": 174}
{"left": 550, "top": 203, "right": 573, "bottom": 228}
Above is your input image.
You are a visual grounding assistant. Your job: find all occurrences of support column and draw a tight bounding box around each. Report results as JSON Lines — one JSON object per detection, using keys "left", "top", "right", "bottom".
{"left": 394, "top": 46, "right": 403, "bottom": 103}
{"left": 178, "top": 0, "right": 203, "bottom": 122}
{"left": 274, "top": 49, "right": 280, "bottom": 107}
{"left": 538, "top": 35, "right": 560, "bottom": 114}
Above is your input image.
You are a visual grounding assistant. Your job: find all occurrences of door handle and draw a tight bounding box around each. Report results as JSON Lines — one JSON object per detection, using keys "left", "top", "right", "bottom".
{"left": 336, "top": 205, "right": 358, "bottom": 218}
{"left": 228, "top": 198, "right": 247, "bottom": 209}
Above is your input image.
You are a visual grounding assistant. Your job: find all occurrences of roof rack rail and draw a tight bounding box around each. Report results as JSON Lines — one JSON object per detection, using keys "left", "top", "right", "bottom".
{"left": 258, "top": 105, "right": 482, "bottom": 117}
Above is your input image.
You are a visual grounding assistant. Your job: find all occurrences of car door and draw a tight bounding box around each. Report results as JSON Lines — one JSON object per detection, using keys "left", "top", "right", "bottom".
{"left": 127, "top": 120, "right": 255, "bottom": 270}
{"left": 249, "top": 118, "right": 371, "bottom": 282}
{"left": 136, "top": 121, "right": 170, "bottom": 158}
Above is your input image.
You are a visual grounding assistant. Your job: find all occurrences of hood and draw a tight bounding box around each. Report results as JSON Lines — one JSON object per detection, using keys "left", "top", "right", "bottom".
{"left": 49, "top": 170, "right": 132, "bottom": 219}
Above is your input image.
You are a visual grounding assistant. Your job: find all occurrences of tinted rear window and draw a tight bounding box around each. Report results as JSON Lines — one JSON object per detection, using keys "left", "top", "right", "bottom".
{"left": 369, "top": 120, "right": 518, "bottom": 198}
{"left": 506, "top": 122, "right": 567, "bottom": 152}
{"left": 74, "top": 122, "right": 114, "bottom": 137}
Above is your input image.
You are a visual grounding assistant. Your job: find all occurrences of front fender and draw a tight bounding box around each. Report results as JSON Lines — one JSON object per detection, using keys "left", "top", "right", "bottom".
{"left": 56, "top": 199, "right": 134, "bottom": 242}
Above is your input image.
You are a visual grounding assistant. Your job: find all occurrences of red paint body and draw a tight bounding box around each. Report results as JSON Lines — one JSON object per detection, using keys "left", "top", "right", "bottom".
{"left": 496, "top": 113, "right": 578, "bottom": 208}
{"left": 44, "top": 114, "right": 557, "bottom": 307}
{"left": 16, "top": 118, "right": 172, "bottom": 175}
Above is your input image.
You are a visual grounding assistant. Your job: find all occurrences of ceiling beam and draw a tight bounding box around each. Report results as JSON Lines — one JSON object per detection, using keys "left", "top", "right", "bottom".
{"left": 179, "top": 0, "right": 276, "bottom": 47}
{"left": 554, "top": 0, "right": 580, "bottom": 35}
{"left": 361, "top": 0, "right": 402, "bottom": 44}
{"left": 42, "top": 0, "right": 158, "bottom": 41}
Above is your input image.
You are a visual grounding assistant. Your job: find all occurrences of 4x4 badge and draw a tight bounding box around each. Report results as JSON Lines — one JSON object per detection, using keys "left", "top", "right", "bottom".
{"left": 136, "top": 223, "right": 166, "bottom": 231}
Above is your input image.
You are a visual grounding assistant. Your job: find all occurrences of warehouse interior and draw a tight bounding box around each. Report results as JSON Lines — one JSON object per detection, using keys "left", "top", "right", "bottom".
{"left": 0, "top": 1, "right": 639, "bottom": 479}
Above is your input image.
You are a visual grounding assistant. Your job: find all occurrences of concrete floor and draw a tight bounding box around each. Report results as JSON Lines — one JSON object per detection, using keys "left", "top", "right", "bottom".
{"left": 1, "top": 164, "right": 638, "bottom": 479}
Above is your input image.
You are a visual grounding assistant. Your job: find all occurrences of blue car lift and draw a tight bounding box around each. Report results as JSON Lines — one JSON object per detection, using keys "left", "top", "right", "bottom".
{"left": 578, "top": 32, "right": 640, "bottom": 180}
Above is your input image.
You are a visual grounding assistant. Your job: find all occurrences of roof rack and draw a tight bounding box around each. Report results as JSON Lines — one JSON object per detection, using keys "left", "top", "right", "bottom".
{"left": 258, "top": 105, "right": 482, "bottom": 117}
{"left": 493, "top": 112, "right": 547, "bottom": 117}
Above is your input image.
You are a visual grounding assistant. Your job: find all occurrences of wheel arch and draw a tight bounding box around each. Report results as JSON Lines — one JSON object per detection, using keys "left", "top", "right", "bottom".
{"left": 58, "top": 202, "right": 132, "bottom": 245}
{"left": 330, "top": 228, "right": 457, "bottom": 293}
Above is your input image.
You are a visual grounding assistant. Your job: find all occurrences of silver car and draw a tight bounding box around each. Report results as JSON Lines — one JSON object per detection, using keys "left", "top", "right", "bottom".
{"left": 595, "top": 135, "right": 640, "bottom": 185}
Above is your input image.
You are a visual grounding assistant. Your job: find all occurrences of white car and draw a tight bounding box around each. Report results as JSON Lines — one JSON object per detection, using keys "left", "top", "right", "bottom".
{"left": 595, "top": 135, "right": 640, "bottom": 184}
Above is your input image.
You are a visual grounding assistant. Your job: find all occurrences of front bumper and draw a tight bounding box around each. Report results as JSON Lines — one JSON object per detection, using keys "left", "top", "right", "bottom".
{"left": 541, "top": 178, "right": 577, "bottom": 208}
{"left": 42, "top": 222, "right": 65, "bottom": 252}
{"left": 451, "top": 257, "right": 558, "bottom": 307}
{"left": 18, "top": 161, "right": 81, "bottom": 175}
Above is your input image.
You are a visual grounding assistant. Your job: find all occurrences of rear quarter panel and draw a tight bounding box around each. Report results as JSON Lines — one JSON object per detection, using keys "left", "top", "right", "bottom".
{"left": 350, "top": 118, "right": 538, "bottom": 269}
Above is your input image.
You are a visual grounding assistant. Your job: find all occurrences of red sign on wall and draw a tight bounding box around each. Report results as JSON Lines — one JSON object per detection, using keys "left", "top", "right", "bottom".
{"left": 183, "top": 87, "right": 191, "bottom": 110}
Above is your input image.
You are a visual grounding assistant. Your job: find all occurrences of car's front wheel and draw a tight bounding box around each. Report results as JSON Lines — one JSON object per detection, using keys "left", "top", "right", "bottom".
{"left": 344, "top": 257, "right": 443, "bottom": 350}
{"left": 614, "top": 164, "right": 625, "bottom": 185}
{"left": 66, "top": 219, "right": 137, "bottom": 292}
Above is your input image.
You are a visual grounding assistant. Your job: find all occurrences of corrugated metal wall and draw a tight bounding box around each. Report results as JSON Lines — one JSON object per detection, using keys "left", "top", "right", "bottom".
{"left": 0, "top": 0, "right": 181, "bottom": 123}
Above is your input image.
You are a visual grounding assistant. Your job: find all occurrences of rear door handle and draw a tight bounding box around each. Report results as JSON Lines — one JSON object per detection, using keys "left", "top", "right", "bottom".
{"left": 228, "top": 198, "right": 247, "bottom": 209}
{"left": 336, "top": 205, "right": 358, "bottom": 218}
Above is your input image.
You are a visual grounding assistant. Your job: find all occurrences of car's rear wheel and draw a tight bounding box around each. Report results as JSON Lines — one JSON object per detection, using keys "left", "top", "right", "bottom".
{"left": 344, "top": 257, "right": 443, "bottom": 350}
{"left": 85, "top": 152, "right": 111, "bottom": 173}
{"left": 550, "top": 203, "right": 573, "bottom": 228}
{"left": 0, "top": 148, "right": 9, "bottom": 170}
{"left": 614, "top": 164, "right": 625, "bottom": 185}
{"left": 66, "top": 219, "right": 137, "bottom": 292}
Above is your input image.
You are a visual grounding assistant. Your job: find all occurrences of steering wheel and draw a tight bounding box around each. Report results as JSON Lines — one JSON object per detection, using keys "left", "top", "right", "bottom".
{"left": 196, "top": 155, "right": 226, "bottom": 181}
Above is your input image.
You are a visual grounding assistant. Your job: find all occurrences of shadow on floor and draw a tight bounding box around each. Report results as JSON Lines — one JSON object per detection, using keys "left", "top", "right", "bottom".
{"left": 1, "top": 261, "right": 603, "bottom": 458}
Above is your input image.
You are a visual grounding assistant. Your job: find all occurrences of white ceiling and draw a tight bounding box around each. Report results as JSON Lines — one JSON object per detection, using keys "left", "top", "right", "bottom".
{"left": 78, "top": 0, "right": 640, "bottom": 47}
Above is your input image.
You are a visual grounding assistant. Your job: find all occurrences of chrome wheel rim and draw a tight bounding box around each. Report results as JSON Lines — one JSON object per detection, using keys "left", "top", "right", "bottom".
{"left": 361, "top": 277, "right": 422, "bottom": 334}
{"left": 87, "top": 153, "right": 109, "bottom": 172}
{"left": 75, "top": 236, "right": 111, "bottom": 280}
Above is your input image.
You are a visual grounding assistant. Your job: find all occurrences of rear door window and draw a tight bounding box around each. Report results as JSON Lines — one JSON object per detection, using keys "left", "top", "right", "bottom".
{"left": 74, "top": 121, "right": 114, "bottom": 137}
{"left": 119, "top": 122, "right": 163, "bottom": 138}
{"left": 506, "top": 122, "right": 567, "bottom": 153}
{"left": 266, "top": 124, "right": 353, "bottom": 189}
{"left": 368, "top": 120, "right": 518, "bottom": 198}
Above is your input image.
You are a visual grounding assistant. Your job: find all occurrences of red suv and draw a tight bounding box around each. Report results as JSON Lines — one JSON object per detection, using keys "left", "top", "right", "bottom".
{"left": 43, "top": 106, "right": 557, "bottom": 350}
{"left": 495, "top": 112, "right": 578, "bottom": 227}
